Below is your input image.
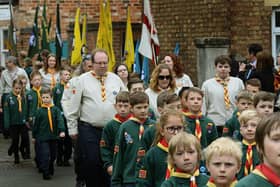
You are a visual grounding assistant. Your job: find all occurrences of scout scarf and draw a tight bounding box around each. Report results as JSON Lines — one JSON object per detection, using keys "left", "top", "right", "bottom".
{"left": 184, "top": 112, "right": 203, "bottom": 141}
{"left": 253, "top": 164, "right": 280, "bottom": 186}
{"left": 13, "top": 92, "right": 22, "bottom": 112}
{"left": 91, "top": 71, "right": 107, "bottom": 102}
{"left": 32, "top": 86, "right": 42, "bottom": 108}
{"left": 114, "top": 113, "right": 133, "bottom": 123}
{"left": 171, "top": 168, "right": 200, "bottom": 187}
{"left": 130, "top": 117, "right": 146, "bottom": 140}
{"left": 41, "top": 103, "right": 54, "bottom": 132}
{"left": 156, "top": 138, "right": 172, "bottom": 179}
{"left": 215, "top": 75, "right": 231, "bottom": 110}
{"left": 47, "top": 68, "right": 56, "bottom": 90}
{"left": 242, "top": 140, "right": 256, "bottom": 176}
{"left": 206, "top": 177, "right": 237, "bottom": 187}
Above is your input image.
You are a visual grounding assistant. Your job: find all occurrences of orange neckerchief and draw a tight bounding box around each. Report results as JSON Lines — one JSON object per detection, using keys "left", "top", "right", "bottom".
{"left": 47, "top": 68, "right": 56, "bottom": 90}
{"left": 130, "top": 116, "right": 146, "bottom": 140}
{"left": 91, "top": 71, "right": 108, "bottom": 102}
{"left": 41, "top": 103, "right": 54, "bottom": 132}
{"left": 242, "top": 140, "right": 256, "bottom": 176}
{"left": 156, "top": 138, "right": 171, "bottom": 179}
{"left": 13, "top": 92, "right": 22, "bottom": 112}
{"left": 114, "top": 113, "right": 133, "bottom": 123}
{"left": 253, "top": 164, "right": 280, "bottom": 186}
{"left": 32, "top": 86, "right": 42, "bottom": 108}
{"left": 184, "top": 112, "right": 203, "bottom": 141}
{"left": 215, "top": 75, "right": 231, "bottom": 110}
{"left": 171, "top": 168, "right": 200, "bottom": 187}
{"left": 206, "top": 177, "right": 237, "bottom": 187}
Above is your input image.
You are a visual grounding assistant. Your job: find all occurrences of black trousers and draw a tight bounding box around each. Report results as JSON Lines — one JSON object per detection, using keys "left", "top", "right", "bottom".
{"left": 9, "top": 125, "right": 25, "bottom": 156}
{"left": 37, "top": 139, "right": 57, "bottom": 175}
{"left": 57, "top": 120, "right": 72, "bottom": 162}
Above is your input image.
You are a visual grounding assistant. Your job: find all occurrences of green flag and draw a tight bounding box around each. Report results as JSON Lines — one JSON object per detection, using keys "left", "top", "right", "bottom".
{"left": 41, "top": 0, "right": 50, "bottom": 51}
{"left": 7, "top": 0, "right": 17, "bottom": 56}
{"left": 55, "top": 2, "right": 62, "bottom": 67}
{"left": 28, "top": 4, "right": 39, "bottom": 58}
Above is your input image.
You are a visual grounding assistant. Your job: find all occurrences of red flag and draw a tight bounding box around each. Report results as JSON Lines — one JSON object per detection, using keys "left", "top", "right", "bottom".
{"left": 138, "top": 0, "right": 160, "bottom": 64}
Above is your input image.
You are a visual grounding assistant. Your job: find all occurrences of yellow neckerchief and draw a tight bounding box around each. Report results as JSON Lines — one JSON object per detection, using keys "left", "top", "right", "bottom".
{"left": 47, "top": 68, "right": 56, "bottom": 90}
{"left": 13, "top": 91, "right": 22, "bottom": 112}
{"left": 215, "top": 75, "right": 231, "bottom": 110}
{"left": 157, "top": 138, "right": 168, "bottom": 152}
{"left": 184, "top": 112, "right": 203, "bottom": 141}
{"left": 32, "top": 86, "right": 42, "bottom": 108}
{"left": 41, "top": 103, "right": 54, "bottom": 132}
{"left": 206, "top": 177, "right": 237, "bottom": 187}
{"left": 130, "top": 116, "right": 146, "bottom": 140}
{"left": 242, "top": 140, "right": 256, "bottom": 175}
{"left": 91, "top": 71, "right": 108, "bottom": 102}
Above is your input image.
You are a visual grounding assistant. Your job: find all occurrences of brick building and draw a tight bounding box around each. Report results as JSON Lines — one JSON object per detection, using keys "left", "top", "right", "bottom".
{"left": 0, "top": 0, "right": 279, "bottom": 85}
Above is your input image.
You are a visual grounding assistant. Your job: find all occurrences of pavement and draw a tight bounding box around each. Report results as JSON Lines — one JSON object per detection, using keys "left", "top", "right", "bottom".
{"left": 0, "top": 134, "right": 76, "bottom": 187}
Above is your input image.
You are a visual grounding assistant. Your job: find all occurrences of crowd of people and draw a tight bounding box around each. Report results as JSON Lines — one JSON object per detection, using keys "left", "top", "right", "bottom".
{"left": 0, "top": 44, "right": 280, "bottom": 187}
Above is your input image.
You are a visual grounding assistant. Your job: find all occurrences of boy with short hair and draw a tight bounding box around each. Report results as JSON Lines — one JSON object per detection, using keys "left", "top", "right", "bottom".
{"left": 183, "top": 87, "right": 218, "bottom": 149}
{"left": 253, "top": 91, "right": 275, "bottom": 117}
{"left": 53, "top": 67, "right": 72, "bottom": 167}
{"left": 178, "top": 86, "right": 190, "bottom": 113}
{"left": 204, "top": 137, "right": 242, "bottom": 187}
{"left": 222, "top": 90, "right": 254, "bottom": 140}
{"left": 236, "top": 112, "right": 280, "bottom": 187}
{"left": 112, "top": 92, "right": 155, "bottom": 187}
{"left": 100, "top": 91, "right": 132, "bottom": 176}
{"left": 237, "top": 109, "right": 261, "bottom": 179}
{"left": 32, "top": 88, "right": 65, "bottom": 180}
{"left": 245, "top": 78, "right": 261, "bottom": 95}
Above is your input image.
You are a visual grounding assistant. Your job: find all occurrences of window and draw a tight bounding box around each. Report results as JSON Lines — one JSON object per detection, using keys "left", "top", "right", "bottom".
{"left": 272, "top": 8, "right": 280, "bottom": 64}
{"left": 0, "top": 28, "right": 9, "bottom": 66}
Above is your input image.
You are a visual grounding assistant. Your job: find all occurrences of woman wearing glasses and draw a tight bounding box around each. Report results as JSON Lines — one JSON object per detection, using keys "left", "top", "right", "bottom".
{"left": 145, "top": 64, "right": 177, "bottom": 118}
{"left": 163, "top": 54, "right": 193, "bottom": 89}
{"left": 114, "top": 64, "right": 129, "bottom": 89}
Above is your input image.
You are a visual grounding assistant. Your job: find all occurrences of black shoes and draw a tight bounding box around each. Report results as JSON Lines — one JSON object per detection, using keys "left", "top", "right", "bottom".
{"left": 43, "top": 173, "right": 51, "bottom": 180}
{"left": 14, "top": 155, "right": 20, "bottom": 164}
{"left": 8, "top": 148, "right": 13, "bottom": 156}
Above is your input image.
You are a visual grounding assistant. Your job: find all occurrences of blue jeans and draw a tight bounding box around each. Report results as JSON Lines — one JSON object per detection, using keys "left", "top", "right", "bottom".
{"left": 77, "top": 122, "right": 110, "bottom": 187}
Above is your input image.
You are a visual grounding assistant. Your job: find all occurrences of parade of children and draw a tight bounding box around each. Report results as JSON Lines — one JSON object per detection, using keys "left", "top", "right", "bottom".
{"left": 1, "top": 45, "right": 280, "bottom": 186}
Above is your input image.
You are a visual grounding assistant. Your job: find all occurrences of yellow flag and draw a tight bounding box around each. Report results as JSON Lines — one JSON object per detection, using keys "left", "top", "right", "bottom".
{"left": 71, "top": 8, "right": 82, "bottom": 65}
{"left": 81, "top": 13, "right": 87, "bottom": 55}
{"left": 96, "top": 0, "right": 115, "bottom": 72}
{"left": 124, "top": 7, "right": 134, "bottom": 72}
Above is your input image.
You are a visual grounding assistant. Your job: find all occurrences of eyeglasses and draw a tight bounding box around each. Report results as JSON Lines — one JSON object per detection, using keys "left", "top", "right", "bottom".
{"left": 95, "top": 61, "right": 108, "bottom": 66}
{"left": 158, "top": 75, "right": 171, "bottom": 80}
{"left": 166, "top": 126, "right": 184, "bottom": 134}
{"left": 117, "top": 69, "right": 127, "bottom": 73}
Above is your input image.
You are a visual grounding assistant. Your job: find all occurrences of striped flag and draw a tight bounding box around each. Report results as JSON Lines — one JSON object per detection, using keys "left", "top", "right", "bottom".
{"left": 138, "top": 0, "right": 160, "bottom": 64}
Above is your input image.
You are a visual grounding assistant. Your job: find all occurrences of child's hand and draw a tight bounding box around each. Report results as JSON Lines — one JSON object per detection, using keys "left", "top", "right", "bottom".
{"left": 59, "top": 132, "right": 65, "bottom": 138}
{"left": 107, "top": 165, "right": 113, "bottom": 176}
{"left": 32, "top": 138, "right": 36, "bottom": 144}
{"left": 25, "top": 122, "right": 31, "bottom": 129}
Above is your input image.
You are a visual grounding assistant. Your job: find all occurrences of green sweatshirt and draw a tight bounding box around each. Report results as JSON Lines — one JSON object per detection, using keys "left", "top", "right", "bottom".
{"left": 136, "top": 144, "right": 168, "bottom": 187}
{"left": 112, "top": 118, "right": 155, "bottom": 185}
{"left": 222, "top": 109, "right": 242, "bottom": 141}
{"left": 53, "top": 83, "right": 64, "bottom": 111}
{"left": 32, "top": 105, "right": 65, "bottom": 141}
{"left": 161, "top": 175, "right": 209, "bottom": 187}
{"left": 26, "top": 89, "right": 40, "bottom": 118}
{"left": 236, "top": 173, "right": 274, "bottom": 187}
{"left": 3, "top": 92, "right": 27, "bottom": 129}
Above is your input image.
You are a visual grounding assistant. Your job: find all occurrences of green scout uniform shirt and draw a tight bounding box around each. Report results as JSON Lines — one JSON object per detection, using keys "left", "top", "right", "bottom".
{"left": 32, "top": 106, "right": 65, "bottom": 141}
{"left": 26, "top": 89, "right": 40, "bottom": 118}
{"left": 112, "top": 117, "right": 155, "bottom": 185}
{"left": 222, "top": 109, "right": 242, "bottom": 141}
{"left": 236, "top": 173, "right": 274, "bottom": 187}
{"left": 3, "top": 92, "right": 28, "bottom": 129}
{"left": 136, "top": 143, "right": 168, "bottom": 187}
{"left": 100, "top": 118, "right": 122, "bottom": 170}
{"left": 161, "top": 174, "right": 209, "bottom": 187}
{"left": 53, "top": 83, "right": 64, "bottom": 111}
{"left": 184, "top": 115, "right": 218, "bottom": 148}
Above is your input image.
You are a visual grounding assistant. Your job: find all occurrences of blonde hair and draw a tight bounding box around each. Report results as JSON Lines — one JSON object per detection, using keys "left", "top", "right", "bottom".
{"left": 238, "top": 109, "right": 260, "bottom": 125}
{"left": 168, "top": 132, "right": 201, "bottom": 168}
{"left": 152, "top": 109, "right": 185, "bottom": 146}
{"left": 204, "top": 137, "right": 242, "bottom": 166}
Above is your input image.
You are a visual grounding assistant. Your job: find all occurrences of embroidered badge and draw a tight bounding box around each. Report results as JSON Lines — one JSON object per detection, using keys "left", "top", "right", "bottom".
{"left": 56, "top": 89, "right": 61, "bottom": 94}
{"left": 223, "top": 127, "right": 229, "bottom": 133}
{"left": 137, "top": 150, "right": 146, "bottom": 157}
{"left": 207, "top": 123, "right": 213, "bottom": 133}
{"left": 27, "top": 95, "right": 33, "bottom": 100}
{"left": 233, "top": 130, "right": 240, "bottom": 139}
{"left": 100, "top": 140, "right": 106, "bottom": 147}
{"left": 139, "top": 170, "right": 147, "bottom": 179}
{"left": 114, "top": 145, "right": 119, "bottom": 154}
{"left": 112, "top": 91, "right": 118, "bottom": 96}
{"left": 124, "top": 132, "right": 133, "bottom": 144}
{"left": 72, "top": 89, "right": 76, "bottom": 94}
{"left": 9, "top": 97, "right": 15, "bottom": 105}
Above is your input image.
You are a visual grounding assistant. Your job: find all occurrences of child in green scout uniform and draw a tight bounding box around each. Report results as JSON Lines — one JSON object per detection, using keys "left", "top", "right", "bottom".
{"left": 237, "top": 109, "right": 260, "bottom": 179}
{"left": 236, "top": 112, "right": 280, "bottom": 187}
{"left": 245, "top": 78, "right": 261, "bottom": 96}
{"left": 253, "top": 91, "right": 275, "bottom": 117}
{"left": 141, "top": 91, "right": 181, "bottom": 151}
{"left": 4, "top": 78, "right": 28, "bottom": 164}
{"left": 136, "top": 109, "right": 185, "bottom": 187}
{"left": 183, "top": 87, "right": 218, "bottom": 149}
{"left": 32, "top": 88, "right": 65, "bottom": 180}
{"left": 161, "top": 132, "right": 209, "bottom": 187}
{"left": 100, "top": 91, "right": 132, "bottom": 176}
{"left": 111, "top": 92, "right": 155, "bottom": 187}
{"left": 204, "top": 137, "right": 242, "bottom": 187}
{"left": 222, "top": 90, "right": 254, "bottom": 141}
{"left": 53, "top": 67, "right": 73, "bottom": 167}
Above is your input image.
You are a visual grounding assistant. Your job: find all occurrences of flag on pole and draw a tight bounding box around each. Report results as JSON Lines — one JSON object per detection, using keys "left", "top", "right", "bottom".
{"left": 124, "top": 7, "right": 134, "bottom": 72}
{"left": 81, "top": 13, "right": 87, "bottom": 56}
{"left": 138, "top": 0, "right": 160, "bottom": 65}
{"left": 141, "top": 57, "right": 150, "bottom": 85}
{"left": 41, "top": 0, "right": 50, "bottom": 51}
{"left": 71, "top": 8, "right": 82, "bottom": 66}
{"left": 174, "top": 43, "right": 180, "bottom": 56}
{"left": 28, "top": 4, "right": 39, "bottom": 58}
{"left": 7, "top": 0, "right": 17, "bottom": 56}
{"left": 55, "top": 2, "right": 62, "bottom": 67}
{"left": 133, "top": 40, "right": 141, "bottom": 74}
{"left": 96, "top": 0, "right": 116, "bottom": 72}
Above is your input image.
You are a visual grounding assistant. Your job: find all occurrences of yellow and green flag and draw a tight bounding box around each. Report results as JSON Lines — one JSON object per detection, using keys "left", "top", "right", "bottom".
{"left": 124, "top": 7, "right": 134, "bottom": 72}
{"left": 71, "top": 7, "right": 82, "bottom": 65}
